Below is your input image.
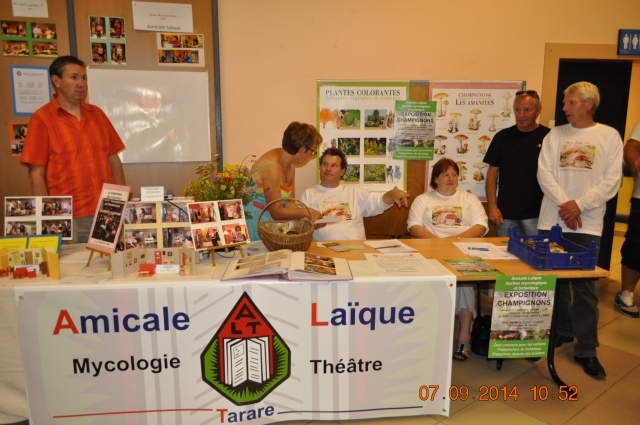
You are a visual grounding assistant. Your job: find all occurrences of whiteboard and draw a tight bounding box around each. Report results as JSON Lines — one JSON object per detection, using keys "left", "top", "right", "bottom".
{"left": 87, "top": 69, "right": 211, "bottom": 164}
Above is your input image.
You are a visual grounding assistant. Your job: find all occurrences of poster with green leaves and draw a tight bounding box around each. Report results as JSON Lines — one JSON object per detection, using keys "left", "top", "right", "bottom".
{"left": 488, "top": 274, "right": 556, "bottom": 358}
{"left": 317, "top": 81, "right": 409, "bottom": 192}
{"left": 392, "top": 100, "right": 436, "bottom": 160}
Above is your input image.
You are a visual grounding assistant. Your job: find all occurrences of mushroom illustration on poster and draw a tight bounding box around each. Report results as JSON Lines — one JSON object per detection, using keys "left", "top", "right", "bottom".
{"left": 317, "top": 81, "right": 409, "bottom": 192}
{"left": 428, "top": 81, "right": 523, "bottom": 200}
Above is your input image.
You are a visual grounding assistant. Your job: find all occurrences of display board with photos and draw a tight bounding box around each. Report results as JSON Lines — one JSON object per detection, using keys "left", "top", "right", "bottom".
{"left": 187, "top": 199, "right": 249, "bottom": 251}
{"left": 5, "top": 196, "right": 72, "bottom": 240}
{"left": 122, "top": 198, "right": 194, "bottom": 250}
{"left": 88, "top": 16, "right": 126, "bottom": 66}
{"left": 1, "top": 20, "right": 58, "bottom": 58}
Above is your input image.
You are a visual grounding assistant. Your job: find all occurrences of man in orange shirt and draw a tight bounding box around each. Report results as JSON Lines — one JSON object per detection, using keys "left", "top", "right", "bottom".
{"left": 21, "top": 56, "right": 126, "bottom": 243}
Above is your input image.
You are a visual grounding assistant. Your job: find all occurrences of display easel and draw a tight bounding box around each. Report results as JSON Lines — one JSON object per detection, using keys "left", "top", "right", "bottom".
{"left": 206, "top": 242, "right": 247, "bottom": 266}
{"left": 86, "top": 248, "right": 112, "bottom": 271}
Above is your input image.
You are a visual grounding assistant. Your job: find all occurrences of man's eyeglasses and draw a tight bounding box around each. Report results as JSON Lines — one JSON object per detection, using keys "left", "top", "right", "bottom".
{"left": 516, "top": 90, "right": 539, "bottom": 98}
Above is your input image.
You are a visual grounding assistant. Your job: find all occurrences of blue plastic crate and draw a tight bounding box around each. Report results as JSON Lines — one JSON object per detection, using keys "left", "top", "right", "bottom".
{"left": 507, "top": 225, "right": 598, "bottom": 270}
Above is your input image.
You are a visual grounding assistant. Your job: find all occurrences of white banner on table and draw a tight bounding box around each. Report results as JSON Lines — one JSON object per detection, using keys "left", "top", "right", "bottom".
{"left": 16, "top": 274, "right": 455, "bottom": 423}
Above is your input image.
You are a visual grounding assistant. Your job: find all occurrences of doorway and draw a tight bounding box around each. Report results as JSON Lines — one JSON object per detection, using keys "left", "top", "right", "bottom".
{"left": 554, "top": 59, "right": 632, "bottom": 270}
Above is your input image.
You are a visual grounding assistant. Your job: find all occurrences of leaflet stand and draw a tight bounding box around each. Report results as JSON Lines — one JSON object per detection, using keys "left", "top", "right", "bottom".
{"left": 86, "top": 248, "right": 112, "bottom": 271}
{"left": 206, "top": 242, "right": 247, "bottom": 266}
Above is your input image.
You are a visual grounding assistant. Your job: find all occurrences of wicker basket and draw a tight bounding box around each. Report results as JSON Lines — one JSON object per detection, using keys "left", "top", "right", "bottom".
{"left": 257, "top": 198, "right": 314, "bottom": 252}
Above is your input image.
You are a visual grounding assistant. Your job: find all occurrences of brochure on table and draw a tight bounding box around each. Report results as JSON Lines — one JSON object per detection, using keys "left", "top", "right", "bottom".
{"left": 489, "top": 275, "right": 556, "bottom": 358}
{"left": 222, "top": 250, "right": 352, "bottom": 281}
{"left": 444, "top": 258, "right": 503, "bottom": 276}
{"left": 86, "top": 183, "right": 130, "bottom": 254}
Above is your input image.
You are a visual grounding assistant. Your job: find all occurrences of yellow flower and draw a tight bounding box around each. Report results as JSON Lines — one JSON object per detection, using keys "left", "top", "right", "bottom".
{"left": 220, "top": 185, "right": 226, "bottom": 191}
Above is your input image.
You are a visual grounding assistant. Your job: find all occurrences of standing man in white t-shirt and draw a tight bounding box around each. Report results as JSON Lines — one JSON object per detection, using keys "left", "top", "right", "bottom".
{"left": 301, "top": 148, "right": 408, "bottom": 240}
{"left": 615, "top": 119, "right": 640, "bottom": 318}
{"left": 537, "top": 81, "right": 623, "bottom": 379}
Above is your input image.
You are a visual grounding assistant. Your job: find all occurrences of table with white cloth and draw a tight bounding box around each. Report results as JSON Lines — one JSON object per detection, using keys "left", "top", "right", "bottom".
{"left": 1, "top": 247, "right": 456, "bottom": 425}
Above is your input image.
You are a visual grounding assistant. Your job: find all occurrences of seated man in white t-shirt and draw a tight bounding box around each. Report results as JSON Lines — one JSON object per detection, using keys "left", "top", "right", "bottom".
{"left": 301, "top": 148, "right": 408, "bottom": 240}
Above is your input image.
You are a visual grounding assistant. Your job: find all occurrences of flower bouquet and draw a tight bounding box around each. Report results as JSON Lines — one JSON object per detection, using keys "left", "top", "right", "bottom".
{"left": 184, "top": 154, "right": 257, "bottom": 218}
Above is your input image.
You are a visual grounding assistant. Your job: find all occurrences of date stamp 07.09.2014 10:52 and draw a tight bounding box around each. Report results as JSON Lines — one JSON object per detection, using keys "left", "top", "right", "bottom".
{"left": 419, "top": 385, "right": 579, "bottom": 402}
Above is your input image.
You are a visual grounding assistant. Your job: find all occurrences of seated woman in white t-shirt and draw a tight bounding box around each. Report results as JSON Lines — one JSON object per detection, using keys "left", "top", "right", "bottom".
{"left": 407, "top": 158, "right": 488, "bottom": 361}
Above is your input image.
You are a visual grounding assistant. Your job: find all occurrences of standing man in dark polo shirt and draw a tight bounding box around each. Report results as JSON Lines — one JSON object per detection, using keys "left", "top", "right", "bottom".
{"left": 484, "top": 90, "right": 550, "bottom": 236}
{"left": 21, "top": 56, "right": 126, "bottom": 243}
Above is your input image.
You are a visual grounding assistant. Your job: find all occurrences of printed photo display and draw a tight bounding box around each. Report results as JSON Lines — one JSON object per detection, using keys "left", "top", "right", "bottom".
{"left": 162, "top": 202, "right": 189, "bottom": 222}
{"left": 7, "top": 122, "right": 28, "bottom": 157}
{"left": 187, "top": 199, "right": 249, "bottom": 251}
{"left": 124, "top": 203, "right": 156, "bottom": 224}
{"left": 4, "top": 196, "right": 72, "bottom": 239}
{"left": 125, "top": 228, "right": 158, "bottom": 249}
{"left": 89, "top": 16, "right": 126, "bottom": 66}
{"left": 1, "top": 20, "right": 58, "bottom": 58}
{"left": 162, "top": 227, "right": 193, "bottom": 248}
{"left": 317, "top": 81, "right": 408, "bottom": 192}
{"left": 156, "top": 32, "right": 204, "bottom": 67}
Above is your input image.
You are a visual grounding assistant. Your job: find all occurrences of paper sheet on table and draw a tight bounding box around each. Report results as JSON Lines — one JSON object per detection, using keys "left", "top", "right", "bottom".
{"left": 364, "top": 252, "right": 434, "bottom": 276}
{"left": 453, "top": 242, "right": 518, "bottom": 260}
{"left": 363, "top": 239, "right": 417, "bottom": 254}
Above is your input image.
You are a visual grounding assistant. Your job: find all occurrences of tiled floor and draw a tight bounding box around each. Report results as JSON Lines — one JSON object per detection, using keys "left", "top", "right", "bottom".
{"left": 285, "top": 231, "right": 640, "bottom": 425}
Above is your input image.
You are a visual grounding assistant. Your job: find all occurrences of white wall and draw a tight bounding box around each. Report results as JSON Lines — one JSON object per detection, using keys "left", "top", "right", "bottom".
{"left": 218, "top": 0, "right": 640, "bottom": 195}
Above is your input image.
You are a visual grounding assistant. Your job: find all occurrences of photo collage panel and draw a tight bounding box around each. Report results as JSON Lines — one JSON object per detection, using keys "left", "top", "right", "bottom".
{"left": 187, "top": 199, "right": 249, "bottom": 251}
{"left": 1, "top": 20, "right": 58, "bottom": 58}
{"left": 5, "top": 196, "right": 72, "bottom": 240}
{"left": 89, "top": 16, "right": 127, "bottom": 66}
{"left": 156, "top": 33, "right": 204, "bottom": 67}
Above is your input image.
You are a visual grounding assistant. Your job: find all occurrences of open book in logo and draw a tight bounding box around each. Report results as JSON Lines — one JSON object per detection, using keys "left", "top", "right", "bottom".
{"left": 201, "top": 292, "right": 291, "bottom": 405}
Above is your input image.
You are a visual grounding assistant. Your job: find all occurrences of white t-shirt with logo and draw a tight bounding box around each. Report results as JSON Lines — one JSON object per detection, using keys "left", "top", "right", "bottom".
{"left": 301, "top": 184, "right": 392, "bottom": 240}
{"left": 537, "top": 123, "right": 623, "bottom": 236}
{"left": 407, "top": 190, "right": 488, "bottom": 238}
